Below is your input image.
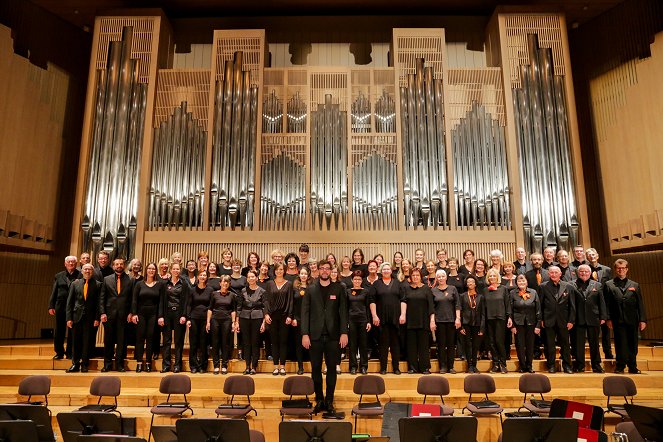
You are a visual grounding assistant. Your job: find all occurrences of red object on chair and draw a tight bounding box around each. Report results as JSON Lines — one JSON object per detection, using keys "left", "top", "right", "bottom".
{"left": 410, "top": 404, "right": 441, "bottom": 417}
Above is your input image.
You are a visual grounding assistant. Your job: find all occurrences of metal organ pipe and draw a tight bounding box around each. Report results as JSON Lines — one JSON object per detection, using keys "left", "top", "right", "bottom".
{"left": 82, "top": 27, "right": 146, "bottom": 259}
{"left": 512, "top": 34, "right": 579, "bottom": 253}
{"left": 399, "top": 58, "right": 448, "bottom": 229}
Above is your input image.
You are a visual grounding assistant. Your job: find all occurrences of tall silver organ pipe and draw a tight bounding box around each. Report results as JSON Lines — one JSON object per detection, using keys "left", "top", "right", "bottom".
{"left": 82, "top": 26, "right": 147, "bottom": 260}
{"left": 512, "top": 34, "right": 579, "bottom": 253}
{"left": 352, "top": 153, "right": 398, "bottom": 231}
{"left": 286, "top": 92, "right": 307, "bottom": 133}
{"left": 310, "top": 94, "right": 348, "bottom": 230}
{"left": 399, "top": 58, "right": 448, "bottom": 230}
{"left": 262, "top": 90, "right": 282, "bottom": 134}
{"left": 210, "top": 51, "right": 259, "bottom": 230}
{"left": 260, "top": 151, "right": 306, "bottom": 231}
{"left": 148, "top": 102, "right": 206, "bottom": 231}
{"left": 351, "top": 92, "right": 371, "bottom": 133}
{"left": 452, "top": 102, "right": 510, "bottom": 230}
{"left": 374, "top": 89, "right": 396, "bottom": 133}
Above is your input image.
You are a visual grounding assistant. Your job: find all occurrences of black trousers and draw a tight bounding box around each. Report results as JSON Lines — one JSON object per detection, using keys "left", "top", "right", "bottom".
{"left": 211, "top": 317, "right": 233, "bottom": 368}
{"left": 614, "top": 323, "right": 639, "bottom": 371}
{"left": 368, "top": 325, "right": 380, "bottom": 360}
{"left": 292, "top": 325, "right": 307, "bottom": 369}
{"left": 260, "top": 325, "right": 272, "bottom": 358}
{"left": 487, "top": 319, "right": 507, "bottom": 365}
{"left": 188, "top": 317, "right": 208, "bottom": 371}
{"left": 310, "top": 335, "right": 341, "bottom": 404}
{"left": 240, "top": 317, "right": 261, "bottom": 369}
{"left": 435, "top": 322, "right": 456, "bottom": 370}
{"left": 348, "top": 321, "right": 368, "bottom": 371}
{"left": 462, "top": 326, "right": 483, "bottom": 368}
{"left": 135, "top": 307, "right": 157, "bottom": 362}
{"left": 269, "top": 312, "right": 289, "bottom": 365}
{"left": 103, "top": 316, "right": 127, "bottom": 367}
{"left": 601, "top": 323, "right": 613, "bottom": 358}
{"left": 162, "top": 310, "right": 186, "bottom": 370}
{"left": 378, "top": 322, "right": 401, "bottom": 371}
{"left": 407, "top": 328, "right": 431, "bottom": 372}
{"left": 545, "top": 322, "right": 572, "bottom": 370}
{"left": 514, "top": 325, "right": 536, "bottom": 371}
{"left": 54, "top": 301, "right": 72, "bottom": 357}
{"left": 152, "top": 320, "right": 161, "bottom": 359}
{"left": 575, "top": 324, "right": 601, "bottom": 370}
{"left": 72, "top": 316, "right": 95, "bottom": 366}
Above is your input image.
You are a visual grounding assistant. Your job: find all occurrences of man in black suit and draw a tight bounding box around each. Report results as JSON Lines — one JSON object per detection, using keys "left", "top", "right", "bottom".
{"left": 586, "top": 248, "right": 614, "bottom": 359}
{"left": 93, "top": 251, "right": 113, "bottom": 282}
{"left": 571, "top": 245, "right": 587, "bottom": 269}
{"left": 525, "top": 253, "right": 549, "bottom": 359}
{"left": 99, "top": 258, "right": 134, "bottom": 372}
{"left": 604, "top": 259, "right": 647, "bottom": 374}
{"left": 514, "top": 247, "right": 532, "bottom": 275}
{"left": 542, "top": 247, "right": 557, "bottom": 270}
{"left": 48, "top": 256, "right": 81, "bottom": 360}
{"left": 66, "top": 264, "right": 101, "bottom": 372}
{"left": 301, "top": 259, "right": 349, "bottom": 415}
{"left": 573, "top": 265, "right": 608, "bottom": 373}
{"left": 539, "top": 266, "right": 576, "bottom": 374}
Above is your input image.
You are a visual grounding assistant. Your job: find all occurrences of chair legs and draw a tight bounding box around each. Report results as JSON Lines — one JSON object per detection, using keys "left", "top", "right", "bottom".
{"left": 148, "top": 413, "right": 155, "bottom": 442}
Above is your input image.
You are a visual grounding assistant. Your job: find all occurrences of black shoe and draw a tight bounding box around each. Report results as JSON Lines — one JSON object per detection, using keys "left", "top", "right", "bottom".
{"left": 407, "top": 369, "right": 416, "bottom": 374}
{"left": 313, "top": 401, "right": 327, "bottom": 414}
{"left": 528, "top": 368, "right": 535, "bottom": 373}
{"left": 145, "top": 363, "right": 152, "bottom": 373}
{"left": 361, "top": 368, "right": 367, "bottom": 375}
{"left": 117, "top": 367, "right": 126, "bottom": 372}
{"left": 563, "top": 367, "right": 573, "bottom": 374}
{"left": 326, "top": 403, "right": 336, "bottom": 415}
{"left": 490, "top": 365, "right": 500, "bottom": 373}
{"left": 250, "top": 369, "right": 256, "bottom": 375}
{"left": 592, "top": 367, "right": 605, "bottom": 373}
{"left": 448, "top": 368, "right": 457, "bottom": 374}
{"left": 173, "top": 366, "right": 180, "bottom": 373}
{"left": 81, "top": 365, "right": 89, "bottom": 373}
{"left": 243, "top": 369, "right": 250, "bottom": 375}
{"left": 350, "top": 368, "right": 357, "bottom": 375}
{"left": 66, "top": 364, "right": 79, "bottom": 373}
{"left": 439, "top": 367, "right": 447, "bottom": 374}
{"left": 548, "top": 367, "right": 556, "bottom": 373}
{"left": 500, "top": 365, "right": 508, "bottom": 374}
{"left": 422, "top": 369, "right": 431, "bottom": 375}
{"left": 393, "top": 369, "right": 401, "bottom": 375}
{"left": 101, "top": 365, "right": 111, "bottom": 373}
{"left": 136, "top": 363, "right": 143, "bottom": 373}
{"left": 161, "top": 366, "right": 170, "bottom": 373}
{"left": 53, "top": 354, "right": 64, "bottom": 360}
{"left": 297, "top": 368, "right": 304, "bottom": 375}
{"left": 518, "top": 368, "right": 525, "bottom": 373}
{"left": 628, "top": 368, "right": 641, "bottom": 374}
{"left": 614, "top": 368, "right": 625, "bottom": 374}
{"left": 379, "top": 369, "right": 387, "bottom": 375}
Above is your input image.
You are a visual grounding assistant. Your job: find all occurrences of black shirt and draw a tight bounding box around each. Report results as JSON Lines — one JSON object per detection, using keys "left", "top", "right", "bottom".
{"left": 207, "top": 277, "right": 221, "bottom": 291}
{"left": 218, "top": 266, "right": 233, "bottom": 276}
{"left": 292, "top": 284, "right": 307, "bottom": 323}
{"left": 347, "top": 286, "right": 371, "bottom": 324}
{"left": 132, "top": 280, "right": 163, "bottom": 315}
{"left": 351, "top": 263, "right": 368, "bottom": 278}
{"left": 209, "top": 291, "right": 236, "bottom": 321}
{"left": 484, "top": 285, "right": 511, "bottom": 320}
{"left": 166, "top": 279, "right": 185, "bottom": 309}
{"left": 230, "top": 276, "right": 246, "bottom": 295}
{"left": 264, "top": 280, "right": 293, "bottom": 317}
{"left": 367, "top": 278, "right": 403, "bottom": 326}
{"left": 402, "top": 284, "right": 434, "bottom": 329}
{"left": 447, "top": 273, "right": 466, "bottom": 293}
{"left": 187, "top": 285, "right": 213, "bottom": 320}
{"left": 432, "top": 285, "right": 460, "bottom": 323}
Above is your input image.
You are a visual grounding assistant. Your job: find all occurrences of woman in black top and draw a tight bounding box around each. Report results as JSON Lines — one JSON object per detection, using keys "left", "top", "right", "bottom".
{"left": 446, "top": 258, "right": 466, "bottom": 293}
{"left": 347, "top": 271, "right": 372, "bottom": 375}
{"left": 186, "top": 270, "right": 213, "bottom": 373}
{"left": 292, "top": 266, "right": 311, "bottom": 375}
{"left": 459, "top": 275, "right": 485, "bottom": 373}
{"left": 185, "top": 260, "right": 197, "bottom": 287}
{"left": 236, "top": 270, "right": 267, "bottom": 374}
{"left": 432, "top": 269, "right": 461, "bottom": 374}
{"left": 392, "top": 251, "right": 404, "bottom": 276}
{"left": 398, "top": 259, "right": 412, "bottom": 283}
{"left": 425, "top": 260, "right": 438, "bottom": 288}
{"left": 284, "top": 253, "right": 300, "bottom": 282}
{"left": 131, "top": 263, "right": 164, "bottom": 373}
{"left": 229, "top": 259, "right": 247, "bottom": 295}
{"left": 510, "top": 274, "right": 541, "bottom": 373}
{"left": 413, "top": 248, "right": 428, "bottom": 278}
{"left": 369, "top": 262, "right": 405, "bottom": 375}
{"left": 241, "top": 252, "right": 260, "bottom": 277}
{"left": 485, "top": 268, "right": 512, "bottom": 373}
{"left": 257, "top": 261, "right": 271, "bottom": 289}
{"left": 265, "top": 263, "right": 293, "bottom": 375}
{"left": 157, "top": 258, "right": 171, "bottom": 282}
{"left": 401, "top": 268, "right": 435, "bottom": 374}
{"left": 351, "top": 248, "right": 368, "bottom": 277}
{"left": 460, "top": 249, "right": 476, "bottom": 275}
{"left": 473, "top": 259, "right": 488, "bottom": 294}
{"left": 218, "top": 248, "right": 233, "bottom": 276}
{"left": 206, "top": 275, "right": 236, "bottom": 375}
{"left": 339, "top": 256, "right": 354, "bottom": 288}
{"left": 207, "top": 262, "right": 221, "bottom": 291}
{"left": 362, "top": 260, "right": 380, "bottom": 287}
{"left": 159, "top": 262, "right": 189, "bottom": 373}
{"left": 501, "top": 261, "right": 517, "bottom": 290}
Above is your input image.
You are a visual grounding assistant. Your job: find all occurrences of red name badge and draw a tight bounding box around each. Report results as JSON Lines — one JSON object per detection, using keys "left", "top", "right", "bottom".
{"left": 628, "top": 287, "right": 636, "bottom": 291}
{"left": 330, "top": 295, "right": 336, "bottom": 300}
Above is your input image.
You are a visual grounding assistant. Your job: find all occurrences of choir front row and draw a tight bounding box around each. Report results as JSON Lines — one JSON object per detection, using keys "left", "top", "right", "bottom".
{"left": 50, "top": 251, "right": 646, "bottom": 377}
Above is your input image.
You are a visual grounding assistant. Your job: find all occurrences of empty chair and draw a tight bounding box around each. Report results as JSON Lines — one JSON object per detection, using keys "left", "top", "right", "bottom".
{"left": 77, "top": 376, "right": 122, "bottom": 416}
{"left": 517, "top": 373, "right": 552, "bottom": 416}
{"left": 215, "top": 375, "right": 257, "bottom": 419}
{"left": 149, "top": 375, "right": 193, "bottom": 442}
{"left": 280, "top": 376, "right": 315, "bottom": 421}
{"left": 416, "top": 376, "right": 454, "bottom": 416}
{"left": 603, "top": 376, "right": 637, "bottom": 421}
{"left": 351, "top": 375, "right": 386, "bottom": 431}
{"left": 615, "top": 421, "right": 645, "bottom": 442}
{"left": 17, "top": 375, "right": 51, "bottom": 407}
{"left": 461, "top": 374, "right": 503, "bottom": 422}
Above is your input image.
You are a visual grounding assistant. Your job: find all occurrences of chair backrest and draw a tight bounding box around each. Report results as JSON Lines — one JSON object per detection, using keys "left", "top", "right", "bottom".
{"left": 283, "top": 376, "right": 314, "bottom": 396}
{"left": 18, "top": 376, "right": 51, "bottom": 397}
{"left": 353, "top": 375, "right": 385, "bottom": 396}
{"left": 224, "top": 375, "right": 255, "bottom": 396}
{"left": 463, "top": 374, "right": 496, "bottom": 394}
{"left": 159, "top": 374, "right": 191, "bottom": 395}
{"left": 518, "top": 373, "right": 551, "bottom": 394}
{"left": 603, "top": 376, "right": 637, "bottom": 398}
{"left": 417, "top": 376, "right": 450, "bottom": 397}
{"left": 90, "top": 376, "right": 121, "bottom": 398}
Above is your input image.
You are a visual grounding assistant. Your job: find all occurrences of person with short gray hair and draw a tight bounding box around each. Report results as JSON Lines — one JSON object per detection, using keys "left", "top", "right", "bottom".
{"left": 48, "top": 255, "right": 81, "bottom": 360}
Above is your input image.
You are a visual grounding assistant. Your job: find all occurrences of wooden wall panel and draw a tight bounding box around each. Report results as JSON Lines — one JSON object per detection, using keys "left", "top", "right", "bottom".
{"left": 0, "top": 24, "right": 70, "bottom": 250}
{"left": 589, "top": 32, "right": 663, "bottom": 252}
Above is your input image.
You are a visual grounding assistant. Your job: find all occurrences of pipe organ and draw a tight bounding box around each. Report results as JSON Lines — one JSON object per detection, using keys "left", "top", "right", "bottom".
{"left": 73, "top": 14, "right": 589, "bottom": 259}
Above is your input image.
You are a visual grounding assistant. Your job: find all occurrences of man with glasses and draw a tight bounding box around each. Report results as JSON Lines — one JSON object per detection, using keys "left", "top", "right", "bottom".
{"left": 604, "top": 259, "right": 647, "bottom": 374}
{"left": 301, "top": 260, "right": 349, "bottom": 415}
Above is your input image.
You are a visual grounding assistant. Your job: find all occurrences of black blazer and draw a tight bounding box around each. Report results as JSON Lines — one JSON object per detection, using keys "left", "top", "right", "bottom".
{"left": 604, "top": 279, "right": 646, "bottom": 326}
{"left": 49, "top": 269, "right": 81, "bottom": 310}
{"left": 458, "top": 292, "right": 486, "bottom": 333}
{"left": 66, "top": 278, "right": 102, "bottom": 324}
{"left": 163, "top": 278, "right": 190, "bottom": 318}
{"left": 590, "top": 264, "right": 612, "bottom": 284}
{"left": 538, "top": 280, "right": 576, "bottom": 327}
{"left": 573, "top": 279, "right": 608, "bottom": 327}
{"left": 99, "top": 273, "right": 134, "bottom": 320}
{"left": 301, "top": 281, "right": 349, "bottom": 340}
{"left": 525, "top": 268, "right": 549, "bottom": 290}
{"left": 509, "top": 289, "right": 541, "bottom": 328}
